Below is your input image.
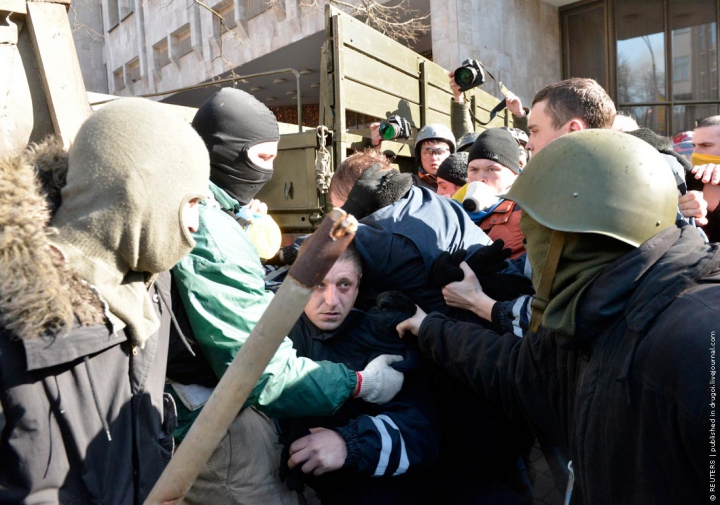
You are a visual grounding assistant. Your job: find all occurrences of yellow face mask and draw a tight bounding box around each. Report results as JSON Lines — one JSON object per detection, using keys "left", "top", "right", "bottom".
{"left": 691, "top": 152, "right": 720, "bottom": 166}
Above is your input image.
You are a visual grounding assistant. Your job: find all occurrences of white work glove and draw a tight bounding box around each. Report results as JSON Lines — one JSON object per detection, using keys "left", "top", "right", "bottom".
{"left": 355, "top": 354, "right": 404, "bottom": 404}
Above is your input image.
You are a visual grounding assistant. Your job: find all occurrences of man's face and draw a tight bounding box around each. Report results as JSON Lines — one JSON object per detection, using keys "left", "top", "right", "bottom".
{"left": 526, "top": 100, "right": 572, "bottom": 154}
{"left": 692, "top": 125, "right": 720, "bottom": 155}
{"left": 467, "top": 159, "right": 518, "bottom": 194}
{"left": 304, "top": 259, "right": 360, "bottom": 331}
{"left": 436, "top": 177, "right": 461, "bottom": 198}
{"left": 419, "top": 140, "right": 451, "bottom": 175}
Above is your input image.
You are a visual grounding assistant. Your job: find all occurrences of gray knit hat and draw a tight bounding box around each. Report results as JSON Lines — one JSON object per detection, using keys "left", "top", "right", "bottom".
{"left": 436, "top": 152, "right": 468, "bottom": 186}
{"left": 467, "top": 128, "right": 520, "bottom": 173}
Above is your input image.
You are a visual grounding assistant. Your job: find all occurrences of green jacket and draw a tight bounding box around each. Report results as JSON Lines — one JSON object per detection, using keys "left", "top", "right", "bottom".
{"left": 170, "top": 183, "right": 357, "bottom": 439}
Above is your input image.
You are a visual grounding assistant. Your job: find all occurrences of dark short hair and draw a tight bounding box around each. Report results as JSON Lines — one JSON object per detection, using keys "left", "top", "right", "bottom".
{"left": 329, "top": 149, "right": 392, "bottom": 205}
{"left": 696, "top": 115, "right": 720, "bottom": 128}
{"left": 532, "top": 78, "right": 616, "bottom": 130}
{"left": 299, "top": 240, "right": 362, "bottom": 277}
{"left": 337, "top": 241, "right": 362, "bottom": 277}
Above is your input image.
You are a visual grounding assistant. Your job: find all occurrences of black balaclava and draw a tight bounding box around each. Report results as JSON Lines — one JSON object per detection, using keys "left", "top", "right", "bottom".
{"left": 192, "top": 88, "right": 280, "bottom": 206}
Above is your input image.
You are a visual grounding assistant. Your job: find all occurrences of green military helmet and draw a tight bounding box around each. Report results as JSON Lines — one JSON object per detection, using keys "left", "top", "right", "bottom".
{"left": 505, "top": 129, "right": 678, "bottom": 247}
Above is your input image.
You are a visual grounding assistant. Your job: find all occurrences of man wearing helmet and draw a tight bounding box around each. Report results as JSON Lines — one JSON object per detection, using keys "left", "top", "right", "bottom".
{"left": 410, "top": 124, "right": 456, "bottom": 191}
{"left": 370, "top": 122, "right": 455, "bottom": 192}
{"left": 398, "top": 130, "right": 717, "bottom": 505}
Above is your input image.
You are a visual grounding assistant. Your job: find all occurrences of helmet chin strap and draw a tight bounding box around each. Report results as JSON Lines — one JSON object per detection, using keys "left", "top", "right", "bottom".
{"left": 529, "top": 230, "right": 566, "bottom": 333}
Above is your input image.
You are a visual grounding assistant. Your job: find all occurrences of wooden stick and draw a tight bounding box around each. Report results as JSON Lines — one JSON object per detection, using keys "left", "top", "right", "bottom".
{"left": 143, "top": 208, "right": 357, "bottom": 505}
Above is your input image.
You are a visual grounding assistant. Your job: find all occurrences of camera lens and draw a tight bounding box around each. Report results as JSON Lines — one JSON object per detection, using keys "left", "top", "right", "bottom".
{"left": 454, "top": 67, "right": 477, "bottom": 88}
{"left": 379, "top": 123, "right": 397, "bottom": 140}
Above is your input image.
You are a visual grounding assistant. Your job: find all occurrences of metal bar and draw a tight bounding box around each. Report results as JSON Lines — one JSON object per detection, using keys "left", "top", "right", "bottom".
{"left": 89, "top": 68, "right": 303, "bottom": 132}
{"left": 419, "top": 60, "right": 428, "bottom": 127}
{"left": 296, "top": 71, "right": 303, "bottom": 132}
{"left": 143, "top": 209, "right": 357, "bottom": 505}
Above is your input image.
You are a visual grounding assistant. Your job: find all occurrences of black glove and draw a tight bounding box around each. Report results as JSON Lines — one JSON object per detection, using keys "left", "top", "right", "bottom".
{"left": 428, "top": 249, "right": 467, "bottom": 288}
{"left": 464, "top": 239, "right": 512, "bottom": 276}
{"left": 376, "top": 291, "right": 417, "bottom": 316}
{"left": 341, "top": 163, "right": 414, "bottom": 220}
{"left": 477, "top": 273, "right": 535, "bottom": 302}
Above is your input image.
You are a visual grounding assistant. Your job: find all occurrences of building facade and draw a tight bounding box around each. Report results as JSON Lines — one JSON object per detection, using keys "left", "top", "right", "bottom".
{"left": 72, "top": 0, "right": 720, "bottom": 139}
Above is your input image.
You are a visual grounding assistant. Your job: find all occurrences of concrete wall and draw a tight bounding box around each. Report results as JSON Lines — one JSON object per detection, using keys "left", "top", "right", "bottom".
{"left": 430, "top": 0, "right": 562, "bottom": 109}
{"left": 69, "top": 0, "right": 108, "bottom": 93}
{"left": 97, "top": 0, "right": 329, "bottom": 97}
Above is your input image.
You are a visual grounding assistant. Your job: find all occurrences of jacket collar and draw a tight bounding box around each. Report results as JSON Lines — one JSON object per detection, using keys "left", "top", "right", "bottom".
{"left": 575, "top": 225, "right": 720, "bottom": 344}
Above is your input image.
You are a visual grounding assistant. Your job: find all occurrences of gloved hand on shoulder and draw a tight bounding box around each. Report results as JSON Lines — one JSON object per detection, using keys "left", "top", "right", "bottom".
{"left": 428, "top": 249, "right": 468, "bottom": 288}
{"left": 341, "top": 163, "right": 413, "bottom": 220}
{"left": 354, "top": 354, "right": 404, "bottom": 404}
{"left": 429, "top": 240, "right": 513, "bottom": 288}
{"left": 376, "top": 291, "right": 417, "bottom": 317}
{"left": 464, "top": 239, "right": 512, "bottom": 276}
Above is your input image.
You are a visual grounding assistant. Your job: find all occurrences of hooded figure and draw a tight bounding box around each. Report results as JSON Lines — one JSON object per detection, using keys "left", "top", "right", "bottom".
{"left": 192, "top": 87, "right": 280, "bottom": 206}
{"left": 191, "top": 88, "right": 282, "bottom": 258}
{"left": 0, "top": 98, "right": 210, "bottom": 504}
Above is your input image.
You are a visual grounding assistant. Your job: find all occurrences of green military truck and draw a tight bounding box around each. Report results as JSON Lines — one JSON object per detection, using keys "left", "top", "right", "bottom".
{"left": 256, "top": 6, "right": 511, "bottom": 235}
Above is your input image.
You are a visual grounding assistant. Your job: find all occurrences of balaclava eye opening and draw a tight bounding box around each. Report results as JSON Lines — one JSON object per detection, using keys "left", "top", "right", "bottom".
{"left": 192, "top": 88, "right": 280, "bottom": 206}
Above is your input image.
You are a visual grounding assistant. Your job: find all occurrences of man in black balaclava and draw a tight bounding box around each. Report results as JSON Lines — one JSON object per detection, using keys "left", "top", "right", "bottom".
{"left": 192, "top": 87, "right": 279, "bottom": 206}
{"left": 170, "top": 90, "right": 406, "bottom": 505}
{"left": 191, "top": 88, "right": 283, "bottom": 259}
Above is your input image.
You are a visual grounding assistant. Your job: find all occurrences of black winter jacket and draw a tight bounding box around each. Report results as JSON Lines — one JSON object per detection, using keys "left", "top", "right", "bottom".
{"left": 0, "top": 274, "right": 176, "bottom": 505}
{"left": 283, "top": 308, "right": 440, "bottom": 505}
{"left": 417, "top": 225, "right": 718, "bottom": 505}
{"left": 0, "top": 140, "right": 175, "bottom": 505}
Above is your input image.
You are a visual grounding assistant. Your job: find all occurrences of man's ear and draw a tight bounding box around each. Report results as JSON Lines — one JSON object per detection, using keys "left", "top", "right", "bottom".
{"left": 568, "top": 118, "right": 587, "bottom": 132}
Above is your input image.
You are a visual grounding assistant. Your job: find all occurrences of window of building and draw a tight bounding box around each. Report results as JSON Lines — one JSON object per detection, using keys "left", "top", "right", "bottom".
{"left": 107, "top": 0, "right": 119, "bottom": 28}
{"left": 674, "top": 55, "right": 690, "bottom": 82}
{"left": 113, "top": 66, "right": 125, "bottom": 91}
{"left": 562, "top": 0, "right": 720, "bottom": 137}
{"left": 126, "top": 57, "right": 141, "bottom": 84}
{"left": 213, "top": 0, "right": 237, "bottom": 39}
{"left": 153, "top": 38, "right": 171, "bottom": 69}
{"left": 106, "top": 0, "right": 133, "bottom": 30}
{"left": 246, "top": 0, "right": 270, "bottom": 19}
{"left": 562, "top": 3, "right": 608, "bottom": 91}
{"left": 172, "top": 24, "right": 193, "bottom": 60}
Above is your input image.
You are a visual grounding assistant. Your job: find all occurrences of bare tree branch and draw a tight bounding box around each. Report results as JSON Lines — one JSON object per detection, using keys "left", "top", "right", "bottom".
{"left": 300, "top": 0, "right": 429, "bottom": 45}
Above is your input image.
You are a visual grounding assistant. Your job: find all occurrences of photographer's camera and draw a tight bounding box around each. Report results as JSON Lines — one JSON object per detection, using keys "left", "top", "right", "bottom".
{"left": 379, "top": 115, "right": 412, "bottom": 141}
{"left": 454, "top": 59, "right": 486, "bottom": 92}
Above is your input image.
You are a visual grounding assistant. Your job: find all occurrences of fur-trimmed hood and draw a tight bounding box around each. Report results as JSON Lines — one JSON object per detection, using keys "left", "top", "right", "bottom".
{"left": 0, "top": 137, "right": 104, "bottom": 341}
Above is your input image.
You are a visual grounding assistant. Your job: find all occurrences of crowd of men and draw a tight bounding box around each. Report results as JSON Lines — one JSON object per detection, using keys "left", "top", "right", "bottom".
{"left": 0, "top": 72, "right": 717, "bottom": 505}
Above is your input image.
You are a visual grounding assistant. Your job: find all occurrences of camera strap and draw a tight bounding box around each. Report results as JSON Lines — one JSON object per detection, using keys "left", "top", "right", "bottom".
{"left": 468, "top": 98, "right": 508, "bottom": 126}
{"left": 466, "top": 62, "right": 512, "bottom": 126}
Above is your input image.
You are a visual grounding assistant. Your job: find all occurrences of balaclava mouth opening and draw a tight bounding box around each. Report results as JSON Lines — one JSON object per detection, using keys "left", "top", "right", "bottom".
{"left": 192, "top": 88, "right": 280, "bottom": 206}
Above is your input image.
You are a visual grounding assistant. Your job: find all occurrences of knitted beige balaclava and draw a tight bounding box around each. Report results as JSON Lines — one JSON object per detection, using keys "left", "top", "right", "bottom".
{"left": 50, "top": 98, "right": 210, "bottom": 346}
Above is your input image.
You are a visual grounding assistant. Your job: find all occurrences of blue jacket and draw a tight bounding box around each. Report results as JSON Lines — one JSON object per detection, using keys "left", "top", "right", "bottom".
{"left": 354, "top": 186, "right": 492, "bottom": 315}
